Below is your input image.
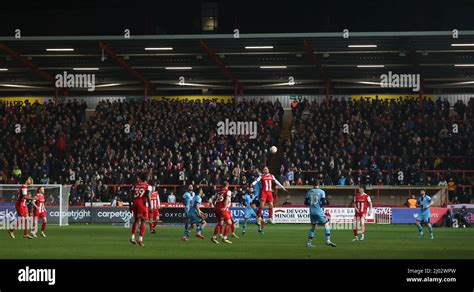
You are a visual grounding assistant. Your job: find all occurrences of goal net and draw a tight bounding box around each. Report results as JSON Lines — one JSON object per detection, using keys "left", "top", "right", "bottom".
{"left": 0, "top": 184, "right": 71, "bottom": 226}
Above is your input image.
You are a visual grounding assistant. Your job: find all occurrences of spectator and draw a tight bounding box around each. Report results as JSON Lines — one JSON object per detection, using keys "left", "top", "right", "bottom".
{"left": 454, "top": 100, "right": 466, "bottom": 119}
{"left": 1, "top": 97, "right": 472, "bottom": 202}
{"left": 167, "top": 192, "right": 176, "bottom": 203}
{"left": 451, "top": 196, "right": 460, "bottom": 204}
{"left": 338, "top": 175, "right": 347, "bottom": 186}
{"left": 111, "top": 196, "right": 118, "bottom": 207}
{"left": 438, "top": 177, "right": 448, "bottom": 186}
{"left": 198, "top": 188, "right": 207, "bottom": 203}
{"left": 283, "top": 97, "right": 473, "bottom": 186}
{"left": 448, "top": 178, "right": 456, "bottom": 201}
{"left": 433, "top": 157, "right": 443, "bottom": 169}
{"left": 460, "top": 189, "right": 471, "bottom": 204}
{"left": 286, "top": 168, "right": 295, "bottom": 184}
{"left": 0, "top": 99, "right": 283, "bottom": 203}
{"left": 12, "top": 165, "right": 22, "bottom": 181}
{"left": 454, "top": 206, "right": 471, "bottom": 228}
{"left": 404, "top": 194, "right": 417, "bottom": 208}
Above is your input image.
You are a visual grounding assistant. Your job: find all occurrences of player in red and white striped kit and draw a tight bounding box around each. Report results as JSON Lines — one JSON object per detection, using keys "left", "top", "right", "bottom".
{"left": 211, "top": 181, "right": 233, "bottom": 244}
{"left": 148, "top": 186, "right": 161, "bottom": 234}
{"left": 251, "top": 167, "right": 287, "bottom": 231}
{"left": 8, "top": 177, "right": 37, "bottom": 239}
{"left": 130, "top": 174, "right": 152, "bottom": 246}
{"left": 352, "top": 186, "right": 372, "bottom": 241}
{"left": 32, "top": 186, "right": 48, "bottom": 238}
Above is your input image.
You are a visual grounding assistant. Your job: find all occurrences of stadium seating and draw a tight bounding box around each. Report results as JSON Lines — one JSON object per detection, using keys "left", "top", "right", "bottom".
{"left": 282, "top": 97, "right": 473, "bottom": 203}
{"left": 0, "top": 97, "right": 472, "bottom": 204}
{"left": 0, "top": 99, "right": 282, "bottom": 204}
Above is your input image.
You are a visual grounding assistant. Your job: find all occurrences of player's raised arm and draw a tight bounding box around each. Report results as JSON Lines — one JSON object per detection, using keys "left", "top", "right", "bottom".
{"left": 272, "top": 175, "right": 287, "bottom": 192}
{"left": 251, "top": 176, "right": 261, "bottom": 186}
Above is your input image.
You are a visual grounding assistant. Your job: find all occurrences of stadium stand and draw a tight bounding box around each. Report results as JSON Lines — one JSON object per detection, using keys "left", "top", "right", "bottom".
{"left": 0, "top": 97, "right": 472, "bottom": 205}
{"left": 0, "top": 98, "right": 283, "bottom": 204}
{"left": 281, "top": 97, "right": 473, "bottom": 203}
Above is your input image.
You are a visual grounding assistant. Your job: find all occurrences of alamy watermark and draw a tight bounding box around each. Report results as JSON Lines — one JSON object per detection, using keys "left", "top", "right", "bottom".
{"left": 217, "top": 119, "right": 257, "bottom": 139}
{"left": 329, "top": 221, "right": 364, "bottom": 230}
{"left": 18, "top": 266, "right": 56, "bottom": 286}
{"left": 0, "top": 215, "right": 37, "bottom": 230}
{"left": 380, "top": 71, "right": 420, "bottom": 91}
{"left": 55, "top": 71, "right": 96, "bottom": 92}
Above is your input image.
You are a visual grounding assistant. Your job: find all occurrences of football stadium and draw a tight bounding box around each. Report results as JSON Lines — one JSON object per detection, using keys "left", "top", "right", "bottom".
{"left": 0, "top": 0, "right": 473, "bottom": 290}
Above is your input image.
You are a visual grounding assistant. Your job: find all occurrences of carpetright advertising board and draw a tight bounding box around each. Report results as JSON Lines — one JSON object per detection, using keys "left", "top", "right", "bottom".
{"left": 0, "top": 206, "right": 128, "bottom": 224}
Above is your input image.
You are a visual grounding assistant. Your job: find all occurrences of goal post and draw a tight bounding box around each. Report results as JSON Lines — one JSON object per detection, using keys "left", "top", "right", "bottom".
{"left": 0, "top": 184, "right": 71, "bottom": 226}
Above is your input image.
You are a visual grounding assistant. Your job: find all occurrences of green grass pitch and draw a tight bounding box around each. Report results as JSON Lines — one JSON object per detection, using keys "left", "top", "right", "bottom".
{"left": 1, "top": 224, "right": 473, "bottom": 259}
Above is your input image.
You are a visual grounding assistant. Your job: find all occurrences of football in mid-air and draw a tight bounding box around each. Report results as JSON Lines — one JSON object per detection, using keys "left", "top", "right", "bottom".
{"left": 270, "top": 146, "right": 278, "bottom": 153}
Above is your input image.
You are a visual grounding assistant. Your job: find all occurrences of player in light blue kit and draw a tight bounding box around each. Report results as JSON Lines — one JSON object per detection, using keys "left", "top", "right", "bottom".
{"left": 252, "top": 171, "right": 262, "bottom": 203}
{"left": 242, "top": 187, "right": 258, "bottom": 235}
{"left": 252, "top": 168, "right": 265, "bottom": 233}
{"left": 304, "top": 181, "right": 336, "bottom": 248}
{"left": 415, "top": 189, "right": 434, "bottom": 240}
{"left": 183, "top": 190, "right": 207, "bottom": 240}
{"left": 181, "top": 185, "right": 195, "bottom": 241}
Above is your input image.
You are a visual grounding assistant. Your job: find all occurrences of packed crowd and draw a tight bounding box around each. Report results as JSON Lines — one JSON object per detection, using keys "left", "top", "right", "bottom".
{"left": 0, "top": 99, "right": 87, "bottom": 187}
{"left": 282, "top": 97, "right": 473, "bottom": 203}
{"left": 0, "top": 96, "right": 472, "bottom": 205}
{"left": 0, "top": 98, "right": 282, "bottom": 205}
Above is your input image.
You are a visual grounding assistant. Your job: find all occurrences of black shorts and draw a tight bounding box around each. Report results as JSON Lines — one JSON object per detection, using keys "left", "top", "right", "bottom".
{"left": 252, "top": 199, "right": 260, "bottom": 207}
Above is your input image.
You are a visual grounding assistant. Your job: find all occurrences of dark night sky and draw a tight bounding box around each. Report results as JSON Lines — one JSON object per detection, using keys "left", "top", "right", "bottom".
{"left": 0, "top": 0, "right": 473, "bottom": 36}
